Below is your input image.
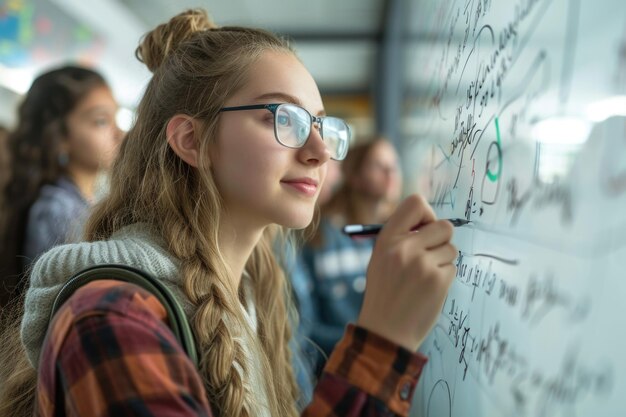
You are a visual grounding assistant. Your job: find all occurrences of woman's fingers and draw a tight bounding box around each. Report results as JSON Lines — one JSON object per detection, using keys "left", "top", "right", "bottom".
{"left": 438, "top": 263, "right": 457, "bottom": 281}
{"left": 408, "top": 219, "right": 454, "bottom": 249}
{"left": 426, "top": 243, "right": 458, "bottom": 267}
{"left": 378, "top": 195, "right": 437, "bottom": 242}
{"left": 358, "top": 193, "right": 459, "bottom": 351}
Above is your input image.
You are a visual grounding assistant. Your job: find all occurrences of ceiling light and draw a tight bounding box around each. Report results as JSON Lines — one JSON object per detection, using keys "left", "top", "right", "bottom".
{"left": 531, "top": 116, "right": 592, "bottom": 145}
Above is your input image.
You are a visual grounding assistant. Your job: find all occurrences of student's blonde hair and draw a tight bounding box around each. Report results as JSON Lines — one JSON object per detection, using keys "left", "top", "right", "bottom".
{"left": 0, "top": 9, "right": 301, "bottom": 417}
{"left": 0, "top": 297, "right": 35, "bottom": 417}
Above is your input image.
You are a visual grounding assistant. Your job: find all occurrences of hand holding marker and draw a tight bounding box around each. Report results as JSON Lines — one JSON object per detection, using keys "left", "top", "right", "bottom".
{"left": 342, "top": 218, "right": 470, "bottom": 238}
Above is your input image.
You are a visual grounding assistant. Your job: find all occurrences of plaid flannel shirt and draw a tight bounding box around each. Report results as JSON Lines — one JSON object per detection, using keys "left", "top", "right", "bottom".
{"left": 36, "top": 280, "right": 427, "bottom": 416}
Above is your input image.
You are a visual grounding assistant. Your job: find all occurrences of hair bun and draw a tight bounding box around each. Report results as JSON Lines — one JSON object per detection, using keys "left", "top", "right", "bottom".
{"left": 136, "top": 8, "right": 217, "bottom": 73}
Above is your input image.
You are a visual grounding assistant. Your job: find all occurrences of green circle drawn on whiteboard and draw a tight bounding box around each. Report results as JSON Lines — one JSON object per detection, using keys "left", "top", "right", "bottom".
{"left": 486, "top": 117, "right": 503, "bottom": 182}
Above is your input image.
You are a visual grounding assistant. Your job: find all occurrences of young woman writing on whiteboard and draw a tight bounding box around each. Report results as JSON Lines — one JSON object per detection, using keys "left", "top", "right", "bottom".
{"left": 0, "top": 9, "right": 457, "bottom": 417}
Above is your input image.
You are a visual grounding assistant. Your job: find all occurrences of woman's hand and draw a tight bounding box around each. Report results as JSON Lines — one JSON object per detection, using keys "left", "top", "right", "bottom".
{"left": 357, "top": 194, "right": 458, "bottom": 351}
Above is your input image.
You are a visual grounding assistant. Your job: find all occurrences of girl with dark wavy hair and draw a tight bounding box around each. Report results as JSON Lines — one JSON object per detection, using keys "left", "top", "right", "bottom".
{"left": 0, "top": 65, "right": 122, "bottom": 306}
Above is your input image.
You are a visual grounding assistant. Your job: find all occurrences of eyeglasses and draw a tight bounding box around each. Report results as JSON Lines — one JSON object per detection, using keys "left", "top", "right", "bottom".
{"left": 219, "top": 103, "right": 351, "bottom": 161}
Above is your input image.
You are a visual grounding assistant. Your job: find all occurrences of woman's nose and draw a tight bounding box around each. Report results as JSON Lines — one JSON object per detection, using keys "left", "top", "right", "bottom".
{"left": 298, "top": 126, "right": 331, "bottom": 165}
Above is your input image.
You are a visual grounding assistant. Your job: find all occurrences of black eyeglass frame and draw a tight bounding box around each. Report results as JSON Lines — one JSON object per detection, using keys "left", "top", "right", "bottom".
{"left": 219, "top": 103, "right": 350, "bottom": 160}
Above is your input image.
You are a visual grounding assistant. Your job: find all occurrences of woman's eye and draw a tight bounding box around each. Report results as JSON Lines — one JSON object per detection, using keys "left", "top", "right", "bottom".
{"left": 276, "top": 114, "right": 291, "bottom": 127}
{"left": 94, "top": 118, "right": 110, "bottom": 127}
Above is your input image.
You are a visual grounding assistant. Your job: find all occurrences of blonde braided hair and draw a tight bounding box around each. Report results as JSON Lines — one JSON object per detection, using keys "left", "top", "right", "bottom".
{"left": 85, "top": 8, "right": 301, "bottom": 416}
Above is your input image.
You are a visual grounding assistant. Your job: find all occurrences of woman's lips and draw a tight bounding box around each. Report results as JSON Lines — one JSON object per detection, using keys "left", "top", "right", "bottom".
{"left": 281, "top": 178, "right": 318, "bottom": 196}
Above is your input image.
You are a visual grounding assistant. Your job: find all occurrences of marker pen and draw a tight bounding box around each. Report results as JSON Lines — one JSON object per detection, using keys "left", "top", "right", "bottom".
{"left": 342, "top": 218, "right": 470, "bottom": 238}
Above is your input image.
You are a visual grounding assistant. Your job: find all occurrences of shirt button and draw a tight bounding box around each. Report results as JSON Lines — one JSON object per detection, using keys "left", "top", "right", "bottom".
{"left": 399, "top": 382, "right": 412, "bottom": 400}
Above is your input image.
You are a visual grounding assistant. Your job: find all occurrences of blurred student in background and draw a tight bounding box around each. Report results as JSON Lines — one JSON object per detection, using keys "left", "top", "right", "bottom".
{"left": 285, "top": 158, "right": 342, "bottom": 392}
{"left": 300, "top": 138, "right": 403, "bottom": 359}
{"left": 0, "top": 65, "right": 122, "bottom": 307}
{"left": 290, "top": 158, "right": 342, "bottom": 334}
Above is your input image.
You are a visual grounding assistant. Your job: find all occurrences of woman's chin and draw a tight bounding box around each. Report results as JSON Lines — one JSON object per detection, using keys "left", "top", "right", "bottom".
{"left": 279, "top": 213, "right": 314, "bottom": 230}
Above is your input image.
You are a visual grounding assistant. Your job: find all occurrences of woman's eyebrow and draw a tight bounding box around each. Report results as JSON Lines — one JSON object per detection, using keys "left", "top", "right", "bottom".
{"left": 81, "top": 106, "right": 117, "bottom": 117}
{"left": 253, "top": 92, "right": 325, "bottom": 116}
{"left": 254, "top": 92, "right": 301, "bottom": 105}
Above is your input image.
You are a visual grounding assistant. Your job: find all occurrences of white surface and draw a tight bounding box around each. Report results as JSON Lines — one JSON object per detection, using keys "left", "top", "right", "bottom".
{"left": 402, "top": 1, "right": 626, "bottom": 416}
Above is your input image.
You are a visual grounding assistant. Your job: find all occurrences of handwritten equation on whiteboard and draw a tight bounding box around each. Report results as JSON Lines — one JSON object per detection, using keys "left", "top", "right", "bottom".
{"left": 403, "top": 0, "right": 626, "bottom": 416}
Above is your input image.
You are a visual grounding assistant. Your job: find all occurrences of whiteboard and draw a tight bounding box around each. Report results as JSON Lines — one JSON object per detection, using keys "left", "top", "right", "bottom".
{"left": 400, "top": 1, "right": 626, "bottom": 416}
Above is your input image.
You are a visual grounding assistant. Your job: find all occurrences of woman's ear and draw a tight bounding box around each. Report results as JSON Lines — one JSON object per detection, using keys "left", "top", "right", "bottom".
{"left": 166, "top": 114, "right": 200, "bottom": 167}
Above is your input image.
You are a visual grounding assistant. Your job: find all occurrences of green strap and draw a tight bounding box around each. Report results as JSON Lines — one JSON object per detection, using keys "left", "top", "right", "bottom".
{"left": 50, "top": 264, "right": 198, "bottom": 367}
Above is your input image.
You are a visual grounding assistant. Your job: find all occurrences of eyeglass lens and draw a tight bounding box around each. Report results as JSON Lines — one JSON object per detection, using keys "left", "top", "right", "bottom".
{"left": 274, "top": 104, "right": 349, "bottom": 160}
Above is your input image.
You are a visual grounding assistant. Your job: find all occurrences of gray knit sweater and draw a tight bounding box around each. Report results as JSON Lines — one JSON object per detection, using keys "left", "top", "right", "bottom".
{"left": 21, "top": 224, "right": 191, "bottom": 367}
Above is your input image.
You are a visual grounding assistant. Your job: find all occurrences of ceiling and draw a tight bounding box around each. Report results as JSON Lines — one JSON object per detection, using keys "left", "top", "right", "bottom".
{"left": 52, "top": 0, "right": 388, "bottom": 108}
{"left": 1, "top": 0, "right": 623, "bottom": 135}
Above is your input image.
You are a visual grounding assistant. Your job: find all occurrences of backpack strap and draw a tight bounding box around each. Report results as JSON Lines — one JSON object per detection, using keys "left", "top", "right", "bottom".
{"left": 49, "top": 264, "right": 198, "bottom": 367}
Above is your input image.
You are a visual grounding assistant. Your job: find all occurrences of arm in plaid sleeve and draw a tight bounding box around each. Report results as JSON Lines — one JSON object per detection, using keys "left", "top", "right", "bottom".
{"left": 303, "top": 324, "right": 427, "bottom": 417}
{"left": 38, "top": 281, "right": 426, "bottom": 417}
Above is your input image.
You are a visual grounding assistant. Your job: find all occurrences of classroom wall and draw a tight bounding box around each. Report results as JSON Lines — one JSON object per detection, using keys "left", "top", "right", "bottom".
{"left": 399, "top": 1, "right": 626, "bottom": 416}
